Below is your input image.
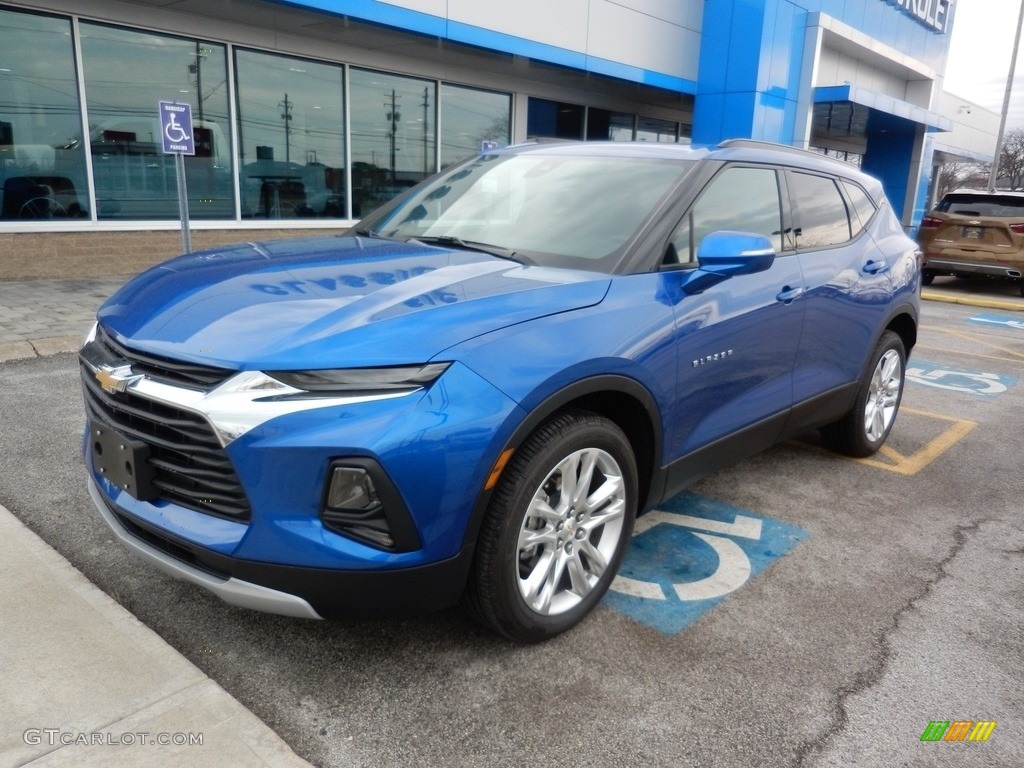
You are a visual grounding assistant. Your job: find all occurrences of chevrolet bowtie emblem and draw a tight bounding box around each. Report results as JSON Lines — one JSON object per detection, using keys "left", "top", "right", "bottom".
{"left": 95, "top": 364, "right": 142, "bottom": 394}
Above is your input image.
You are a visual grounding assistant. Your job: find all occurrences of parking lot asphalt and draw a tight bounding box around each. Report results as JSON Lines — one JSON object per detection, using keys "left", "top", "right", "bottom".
{"left": 1, "top": 276, "right": 1023, "bottom": 767}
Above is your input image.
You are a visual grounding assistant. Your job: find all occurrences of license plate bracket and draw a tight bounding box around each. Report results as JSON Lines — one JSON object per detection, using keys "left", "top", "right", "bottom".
{"left": 89, "top": 420, "right": 158, "bottom": 501}
{"left": 962, "top": 226, "right": 984, "bottom": 240}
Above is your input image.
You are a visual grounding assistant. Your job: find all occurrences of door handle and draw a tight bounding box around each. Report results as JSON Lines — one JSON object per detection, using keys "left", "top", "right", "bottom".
{"left": 776, "top": 286, "right": 804, "bottom": 304}
{"left": 863, "top": 259, "right": 889, "bottom": 275}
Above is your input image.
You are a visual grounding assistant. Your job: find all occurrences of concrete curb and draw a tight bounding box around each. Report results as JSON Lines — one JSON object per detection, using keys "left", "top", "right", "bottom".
{"left": 0, "top": 335, "right": 82, "bottom": 363}
{"left": 0, "top": 504, "right": 313, "bottom": 768}
{"left": 920, "top": 290, "right": 1024, "bottom": 312}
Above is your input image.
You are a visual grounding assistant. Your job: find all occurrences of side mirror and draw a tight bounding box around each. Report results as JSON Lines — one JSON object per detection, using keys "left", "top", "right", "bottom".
{"left": 681, "top": 231, "right": 776, "bottom": 295}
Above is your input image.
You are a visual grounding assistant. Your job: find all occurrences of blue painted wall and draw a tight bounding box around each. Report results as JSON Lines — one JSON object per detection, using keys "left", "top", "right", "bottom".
{"left": 693, "top": 0, "right": 954, "bottom": 147}
{"left": 860, "top": 112, "right": 916, "bottom": 220}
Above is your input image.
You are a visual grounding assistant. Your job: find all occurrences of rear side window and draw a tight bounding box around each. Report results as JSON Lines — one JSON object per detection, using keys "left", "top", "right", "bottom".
{"left": 667, "top": 166, "right": 782, "bottom": 264}
{"left": 842, "top": 180, "right": 876, "bottom": 235}
{"left": 937, "top": 194, "right": 1024, "bottom": 217}
{"left": 789, "top": 172, "right": 851, "bottom": 249}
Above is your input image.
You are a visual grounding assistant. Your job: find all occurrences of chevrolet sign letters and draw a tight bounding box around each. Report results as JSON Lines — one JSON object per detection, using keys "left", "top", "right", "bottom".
{"left": 886, "top": 0, "right": 952, "bottom": 33}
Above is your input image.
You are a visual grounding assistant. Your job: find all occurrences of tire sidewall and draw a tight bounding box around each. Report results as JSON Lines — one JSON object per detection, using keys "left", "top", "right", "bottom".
{"left": 490, "top": 414, "right": 638, "bottom": 640}
{"left": 856, "top": 331, "right": 906, "bottom": 454}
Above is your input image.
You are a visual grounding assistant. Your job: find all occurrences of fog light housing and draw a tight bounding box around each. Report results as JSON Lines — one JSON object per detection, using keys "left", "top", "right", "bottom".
{"left": 321, "top": 460, "right": 420, "bottom": 552}
{"left": 328, "top": 466, "right": 379, "bottom": 510}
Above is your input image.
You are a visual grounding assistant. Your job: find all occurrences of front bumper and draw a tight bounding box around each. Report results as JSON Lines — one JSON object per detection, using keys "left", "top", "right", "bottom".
{"left": 88, "top": 474, "right": 476, "bottom": 619}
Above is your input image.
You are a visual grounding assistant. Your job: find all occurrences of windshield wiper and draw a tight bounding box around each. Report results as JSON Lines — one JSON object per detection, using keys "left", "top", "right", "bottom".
{"left": 350, "top": 227, "right": 381, "bottom": 238}
{"left": 408, "top": 235, "right": 527, "bottom": 264}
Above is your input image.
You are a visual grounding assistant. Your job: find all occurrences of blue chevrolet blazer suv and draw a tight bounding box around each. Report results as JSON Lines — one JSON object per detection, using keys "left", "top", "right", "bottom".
{"left": 81, "top": 139, "right": 920, "bottom": 641}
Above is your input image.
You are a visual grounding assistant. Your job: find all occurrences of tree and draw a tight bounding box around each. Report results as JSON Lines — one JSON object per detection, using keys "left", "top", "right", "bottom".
{"left": 935, "top": 161, "right": 974, "bottom": 197}
{"left": 997, "top": 127, "right": 1024, "bottom": 190}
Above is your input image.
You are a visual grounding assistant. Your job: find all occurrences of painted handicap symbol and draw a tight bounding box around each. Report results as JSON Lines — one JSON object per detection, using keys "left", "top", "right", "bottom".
{"left": 610, "top": 510, "right": 762, "bottom": 601}
{"left": 907, "top": 366, "right": 1010, "bottom": 396}
{"left": 602, "top": 492, "right": 808, "bottom": 635}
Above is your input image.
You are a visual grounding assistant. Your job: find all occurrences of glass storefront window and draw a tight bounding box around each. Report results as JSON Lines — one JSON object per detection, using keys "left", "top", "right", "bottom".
{"left": 440, "top": 84, "right": 510, "bottom": 169}
{"left": 636, "top": 116, "right": 678, "bottom": 143}
{"left": 80, "top": 23, "right": 232, "bottom": 220}
{"left": 349, "top": 68, "right": 435, "bottom": 217}
{"left": 527, "top": 98, "right": 584, "bottom": 140}
{"left": 235, "top": 49, "right": 345, "bottom": 219}
{"left": 587, "top": 109, "right": 634, "bottom": 141}
{"left": 0, "top": 9, "right": 89, "bottom": 221}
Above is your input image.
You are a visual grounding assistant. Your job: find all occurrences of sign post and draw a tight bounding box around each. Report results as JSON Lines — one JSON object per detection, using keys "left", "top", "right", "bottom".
{"left": 158, "top": 101, "right": 195, "bottom": 253}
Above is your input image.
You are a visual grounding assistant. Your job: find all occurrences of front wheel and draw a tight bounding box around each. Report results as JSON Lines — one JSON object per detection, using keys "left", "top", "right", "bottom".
{"left": 465, "top": 411, "right": 637, "bottom": 642}
{"left": 821, "top": 331, "right": 906, "bottom": 457}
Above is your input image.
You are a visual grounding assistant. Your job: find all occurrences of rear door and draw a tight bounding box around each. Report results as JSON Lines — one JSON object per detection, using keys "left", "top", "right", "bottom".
{"left": 786, "top": 171, "right": 893, "bottom": 406}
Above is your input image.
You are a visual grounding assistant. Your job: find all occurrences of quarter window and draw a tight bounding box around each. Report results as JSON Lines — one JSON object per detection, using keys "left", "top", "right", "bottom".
{"left": 789, "top": 172, "right": 851, "bottom": 248}
{"left": 841, "top": 180, "right": 876, "bottom": 235}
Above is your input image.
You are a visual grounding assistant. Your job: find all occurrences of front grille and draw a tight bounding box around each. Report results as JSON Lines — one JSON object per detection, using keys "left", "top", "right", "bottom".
{"left": 96, "top": 325, "right": 232, "bottom": 390}
{"left": 81, "top": 356, "right": 252, "bottom": 522}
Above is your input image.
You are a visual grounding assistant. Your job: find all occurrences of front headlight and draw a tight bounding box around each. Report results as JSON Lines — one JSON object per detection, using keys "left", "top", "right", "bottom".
{"left": 266, "top": 363, "right": 450, "bottom": 395}
{"left": 83, "top": 321, "right": 98, "bottom": 347}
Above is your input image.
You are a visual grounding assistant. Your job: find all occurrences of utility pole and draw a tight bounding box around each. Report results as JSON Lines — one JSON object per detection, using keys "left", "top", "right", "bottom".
{"left": 190, "top": 42, "right": 205, "bottom": 124}
{"left": 421, "top": 86, "right": 430, "bottom": 176}
{"left": 280, "top": 93, "right": 293, "bottom": 164}
{"left": 384, "top": 89, "right": 400, "bottom": 189}
{"left": 988, "top": 0, "right": 1024, "bottom": 192}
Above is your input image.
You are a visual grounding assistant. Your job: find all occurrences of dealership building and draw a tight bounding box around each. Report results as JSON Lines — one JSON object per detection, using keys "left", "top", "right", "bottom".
{"left": 0, "top": 0, "right": 1001, "bottom": 278}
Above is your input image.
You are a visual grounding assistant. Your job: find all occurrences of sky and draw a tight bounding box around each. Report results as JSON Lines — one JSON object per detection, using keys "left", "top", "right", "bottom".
{"left": 944, "top": 0, "right": 1024, "bottom": 129}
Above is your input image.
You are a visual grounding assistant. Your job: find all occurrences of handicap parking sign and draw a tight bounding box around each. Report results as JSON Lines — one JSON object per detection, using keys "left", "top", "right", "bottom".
{"left": 158, "top": 101, "right": 195, "bottom": 155}
{"left": 603, "top": 492, "right": 808, "bottom": 634}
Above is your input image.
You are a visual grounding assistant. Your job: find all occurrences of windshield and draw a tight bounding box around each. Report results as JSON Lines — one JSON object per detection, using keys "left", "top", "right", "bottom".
{"left": 364, "top": 150, "right": 695, "bottom": 271}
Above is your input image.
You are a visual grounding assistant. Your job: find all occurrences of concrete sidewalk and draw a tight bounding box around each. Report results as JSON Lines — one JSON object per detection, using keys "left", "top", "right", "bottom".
{"left": 0, "top": 277, "right": 126, "bottom": 363}
{"left": 0, "top": 504, "right": 313, "bottom": 768}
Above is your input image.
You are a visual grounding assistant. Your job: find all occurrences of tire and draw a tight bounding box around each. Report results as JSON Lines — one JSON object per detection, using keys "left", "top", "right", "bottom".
{"left": 821, "top": 331, "right": 906, "bottom": 458}
{"left": 464, "top": 410, "right": 638, "bottom": 642}
{"left": 1019, "top": 279, "right": 1024, "bottom": 298}
{"left": 920, "top": 270, "right": 935, "bottom": 286}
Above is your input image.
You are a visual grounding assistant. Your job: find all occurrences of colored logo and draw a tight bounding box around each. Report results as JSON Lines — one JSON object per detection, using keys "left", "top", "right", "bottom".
{"left": 920, "top": 720, "right": 997, "bottom": 742}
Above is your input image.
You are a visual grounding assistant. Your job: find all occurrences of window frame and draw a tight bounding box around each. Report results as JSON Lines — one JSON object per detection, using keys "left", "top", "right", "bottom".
{"left": 661, "top": 162, "right": 795, "bottom": 269}
{"left": 785, "top": 169, "right": 856, "bottom": 252}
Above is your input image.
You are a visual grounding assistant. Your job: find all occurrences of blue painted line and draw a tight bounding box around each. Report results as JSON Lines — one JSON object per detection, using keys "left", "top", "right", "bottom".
{"left": 603, "top": 491, "right": 808, "bottom": 635}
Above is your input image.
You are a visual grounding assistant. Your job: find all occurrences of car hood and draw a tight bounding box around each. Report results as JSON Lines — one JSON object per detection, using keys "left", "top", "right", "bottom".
{"left": 97, "top": 236, "right": 611, "bottom": 370}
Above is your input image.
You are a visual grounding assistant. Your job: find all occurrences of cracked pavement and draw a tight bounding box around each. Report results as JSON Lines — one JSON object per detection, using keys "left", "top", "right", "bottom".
{"left": 810, "top": 517, "right": 1023, "bottom": 767}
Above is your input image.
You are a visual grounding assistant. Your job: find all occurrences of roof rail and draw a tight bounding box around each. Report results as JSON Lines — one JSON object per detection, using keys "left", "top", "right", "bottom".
{"left": 717, "top": 138, "right": 823, "bottom": 159}
{"left": 717, "top": 138, "right": 862, "bottom": 172}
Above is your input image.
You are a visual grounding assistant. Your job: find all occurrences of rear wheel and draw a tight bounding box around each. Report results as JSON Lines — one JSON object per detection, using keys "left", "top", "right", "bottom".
{"left": 821, "top": 331, "right": 906, "bottom": 457}
{"left": 465, "top": 410, "right": 637, "bottom": 642}
{"left": 920, "top": 270, "right": 935, "bottom": 286}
